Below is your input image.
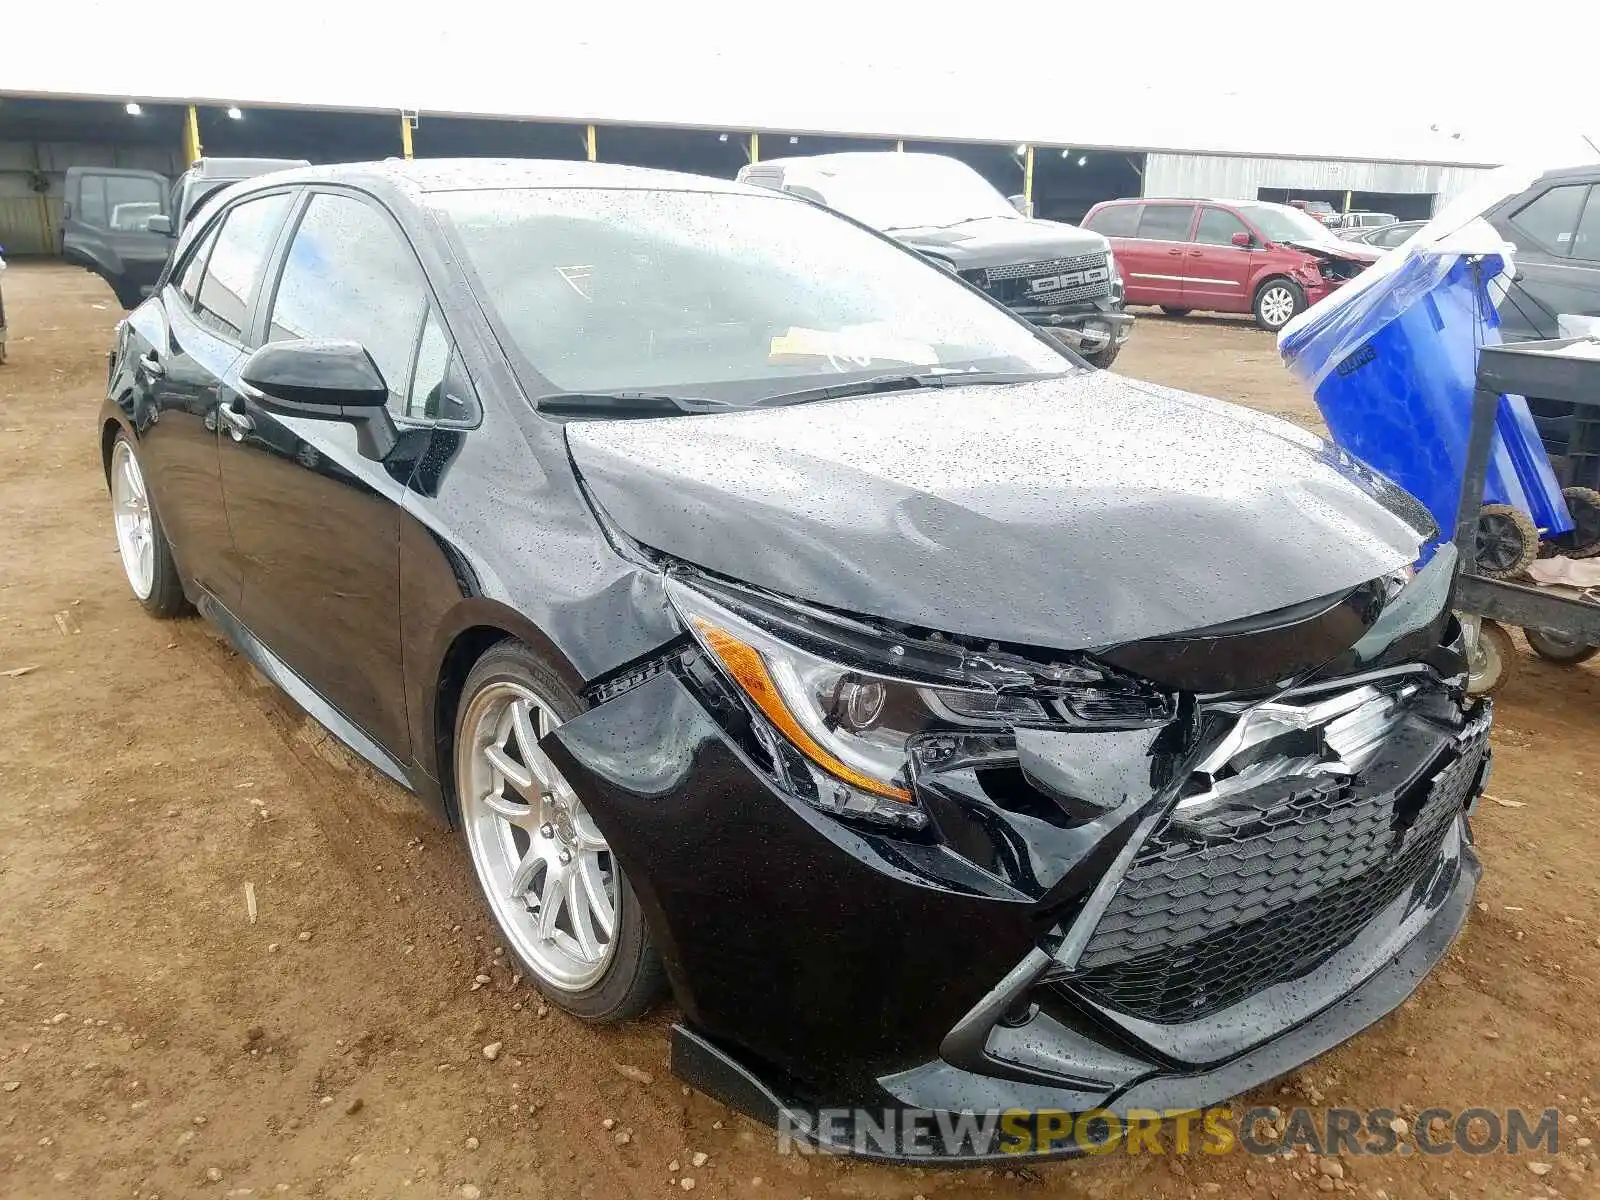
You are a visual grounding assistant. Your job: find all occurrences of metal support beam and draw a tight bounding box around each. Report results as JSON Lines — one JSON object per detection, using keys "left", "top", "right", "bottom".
{"left": 585, "top": 124, "right": 597, "bottom": 162}
{"left": 895, "top": 138, "right": 904, "bottom": 152}
{"left": 1343, "top": 188, "right": 1353, "bottom": 214}
{"left": 400, "top": 111, "right": 415, "bottom": 160}
{"left": 1022, "top": 144, "right": 1035, "bottom": 215}
{"left": 748, "top": 132, "right": 759, "bottom": 164}
{"left": 183, "top": 105, "right": 203, "bottom": 167}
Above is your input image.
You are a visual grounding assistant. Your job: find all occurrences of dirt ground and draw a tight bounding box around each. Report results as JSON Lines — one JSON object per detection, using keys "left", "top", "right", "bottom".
{"left": 2, "top": 263, "right": 1598, "bottom": 1200}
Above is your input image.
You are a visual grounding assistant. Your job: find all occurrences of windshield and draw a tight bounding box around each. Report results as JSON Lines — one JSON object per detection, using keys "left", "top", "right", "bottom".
{"left": 435, "top": 187, "right": 1071, "bottom": 401}
{"left": 1235, "top": 203, "right": 1340, "bottom": 245}
{"left": 800, "top": 156, "right": 1021, "bottom": 232}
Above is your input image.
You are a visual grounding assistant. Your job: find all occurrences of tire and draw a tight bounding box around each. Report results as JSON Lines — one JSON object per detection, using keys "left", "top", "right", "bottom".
{"left": 1252, "top": 279, "right": 1305, "bottom": 332}
{"left": 108, "top": 433, "right": 189, "bottom": 618}
{"left": 453, "top": 640, "right": 665, "bottom": 1022}
{"left": 1523, "top": 627, "right": 1600, "bottom": 665}
{"left": 1466, "top": 620, "right": 1516, "bottom": 696}
{"left": 1159, "top": 306, "right": 1192, "bottom": 317}
{"left": 1553, "top": 486, "right": 1600, "bottom": 559}
{"left": 1082, "top": 342, "right": 1122, "bottom": 369}
{"left": 1474, "top": 503, "right": 1539, "bottom": 579}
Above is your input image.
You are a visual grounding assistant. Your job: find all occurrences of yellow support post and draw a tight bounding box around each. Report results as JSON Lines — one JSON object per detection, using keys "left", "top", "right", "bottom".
{"left": 400, "top": 113, "right": 414, "bottom": 160}
{"left": 585, "top": 124, "right": 597, "bottom": 162}
{"left": 183, "top": 105, "right": 203, "bottom": 167}
{"left": 1022, "top": 144, "right": 1035, "bottom": 215}
{"left": 895, "top": 138, "right": 904, "bottom": 152}
{"left": 748, "top": 132, "right": 760, "bottom": 164}
{"left": 1343, "top": 188, "right": 1353, "bottom": 214}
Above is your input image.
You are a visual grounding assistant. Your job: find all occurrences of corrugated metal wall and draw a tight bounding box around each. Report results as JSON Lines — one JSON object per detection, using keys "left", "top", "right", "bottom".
{"left": 1143, "top": 153, "right": 1491, "bottom": 209}
{"left": 0, "top": 140, "right": 181, "bottom": 255}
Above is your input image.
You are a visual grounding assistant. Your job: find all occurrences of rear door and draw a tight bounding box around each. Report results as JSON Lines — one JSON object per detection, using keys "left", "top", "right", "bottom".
{"left": 1126, "top": 203, "right": 1198, "bottom": 306}
{"left": 1181, "top": 206, "right": 1256, "bottom": 312}
{"left": 217, "top": 188, "right": 429, "bottom": 759}
{"left": 62, "top": 167, "right": 171, "bottom": 309}
{"left": 1493, "top": 179, "right": 1600, "bottom": 340}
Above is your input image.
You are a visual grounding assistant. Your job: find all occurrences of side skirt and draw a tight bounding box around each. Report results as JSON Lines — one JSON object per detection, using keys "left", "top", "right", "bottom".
{"left": 195, "top": 590, "right": 414, "bottom": 790}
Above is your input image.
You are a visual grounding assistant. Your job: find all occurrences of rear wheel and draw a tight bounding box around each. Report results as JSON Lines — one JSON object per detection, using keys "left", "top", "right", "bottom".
{"left": 453, "top": 641, "right": 664, "bottom": 1022}
{"left": 1524, "top": 627, "right": 1600, "bottom": 665}
{"left": 1252, "top": 279, "right": 1305, "bottom": 332}
{"left": 1554, "top": 486, "right": 1600, "bottom": 558}
{"left": 1159, "top": 306, "right": 1192, "bottom": 317}
{"left": 109, "top": 434, "right": 188, "bottom": 618}
{"left": 1474, "top": 504, "right": 1539, "bottom": 579}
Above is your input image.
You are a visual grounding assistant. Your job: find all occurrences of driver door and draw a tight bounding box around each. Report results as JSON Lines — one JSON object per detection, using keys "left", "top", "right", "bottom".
{"left": 62, "top": 167, "right": 172, "bottom": 308}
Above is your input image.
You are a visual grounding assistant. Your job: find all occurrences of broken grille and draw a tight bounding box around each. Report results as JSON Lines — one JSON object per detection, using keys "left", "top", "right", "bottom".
{"left": 1069, "top": 703, "right": 1488, "bottom": 1024}
{"left": 965, "top": 253, "right": 1113, "bottom": 308}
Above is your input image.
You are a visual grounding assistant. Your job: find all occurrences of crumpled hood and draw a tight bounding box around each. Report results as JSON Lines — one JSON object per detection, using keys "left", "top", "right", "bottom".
{"left": 1284, "top": 238, "right": 1382, "bottom": 265}
{"left": 566, "top": 372, "right": 1429, "bottom": 650}
{"left": 893, "top": 216, "right": 1108, "bottom": 270}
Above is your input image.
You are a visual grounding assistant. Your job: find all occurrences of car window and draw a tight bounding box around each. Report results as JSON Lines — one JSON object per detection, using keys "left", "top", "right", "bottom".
{"left": 176, "top": 220, "right": 222, "bottom": 306}
{"left": 78, "top": 176, "right": 108, "bottom": 228}
{"left": 407, "top": 308, "right": 452, "bottom": 420}
{"left": 194, "top": 193, "right": 293, "bottom": 340}
{"left": 1136, "top": 204, "right": 1195, "bottom": 241}
{"left": 1195, "top": 208, "right": 1250, "bottom": 246}
{"left": 1570, "top": 189, "right": 1600, "bottom": 262}
{"left": 1085, "top": 204, "right": 1139, "bottom": 238}
{"left": 106, "top": 176, "right": 164, "bottom": 231}
{"left": 266, "top": 192, "right": 430, "bottom": 414}
{"left": 1511, "top": 185, "right": 1588, "bottom": 257}
{"left": 1374, "top": 223, "right": 1415, "bottom": 249}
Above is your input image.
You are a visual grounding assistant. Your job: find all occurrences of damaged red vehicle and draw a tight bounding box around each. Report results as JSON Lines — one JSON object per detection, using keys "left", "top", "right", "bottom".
{"left": 1082, "top": 198, "right": 1380, "bottom": 331}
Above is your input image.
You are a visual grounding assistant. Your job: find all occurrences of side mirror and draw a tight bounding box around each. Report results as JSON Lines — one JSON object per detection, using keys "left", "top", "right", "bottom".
{"left": 1231, "top": 231, "right": 1253, "bottom": 248}
{"left": 1007, "top": 193, "right": 1032, "bottom": 216}
{"left": 239, "top": 339, "right": 398, "bottom": 460}
{"left": 146, "top": 214, "right": 172, "bottom": 235}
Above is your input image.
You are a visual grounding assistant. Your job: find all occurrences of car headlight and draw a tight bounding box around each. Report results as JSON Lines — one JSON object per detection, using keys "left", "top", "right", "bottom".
{"left": 665, "top": 574, "right": 1173, "bottom": 829}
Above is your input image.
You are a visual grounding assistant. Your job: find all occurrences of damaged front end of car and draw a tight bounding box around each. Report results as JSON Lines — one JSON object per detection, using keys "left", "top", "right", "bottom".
{"left": 540, "top": 541, "right": 1490, "bottom": 1162}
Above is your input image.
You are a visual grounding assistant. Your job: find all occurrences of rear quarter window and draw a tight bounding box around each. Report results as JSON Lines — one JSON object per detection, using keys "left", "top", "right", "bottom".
{"left": 1137, "top": 204, "right": 1196, "bottom": 241}
{"left": 1085, "top": 204, "right": 1139, "bottom": 238}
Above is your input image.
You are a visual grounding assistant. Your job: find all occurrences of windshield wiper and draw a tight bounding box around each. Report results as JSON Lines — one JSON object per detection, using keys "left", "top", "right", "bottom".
{"left": 754, "top": 370, "right": 1053, "bottom": 408}
{"left": 534, "top": 391, "right": 738, "bottom": 419}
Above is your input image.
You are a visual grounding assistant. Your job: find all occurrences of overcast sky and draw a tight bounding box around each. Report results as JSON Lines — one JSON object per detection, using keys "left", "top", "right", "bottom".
{"left": 7, "top": 0, "right": 1598, "bottom": 165}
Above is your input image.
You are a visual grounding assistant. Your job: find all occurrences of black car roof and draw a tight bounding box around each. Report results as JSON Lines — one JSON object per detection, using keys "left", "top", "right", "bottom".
{"left": 233, "top": 158, "right": 761, "bottom": 197}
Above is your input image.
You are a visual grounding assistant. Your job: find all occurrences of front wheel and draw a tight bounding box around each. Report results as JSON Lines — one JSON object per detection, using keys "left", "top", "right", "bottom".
{"left": 1082, "top": 342, "right": 1122, "bottom": 369}
{"left": 109, "top": 433, "right": 189, "bottom": 618}
{"left": 1466, "top": 619, "right": 1516, "bottom": 696}
{"left": 453, "top": 641, "right": 665, "bottom": 1022}
{"left": 1252, "top": 279, "right": 1305, "bottom": 332}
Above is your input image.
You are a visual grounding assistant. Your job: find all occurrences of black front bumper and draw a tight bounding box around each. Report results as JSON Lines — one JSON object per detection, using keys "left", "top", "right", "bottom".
{"left": 545, "top": 667, "right": 1489, "bottom": 1163}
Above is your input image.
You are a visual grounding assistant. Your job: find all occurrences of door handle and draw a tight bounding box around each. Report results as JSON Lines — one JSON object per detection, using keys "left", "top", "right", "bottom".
{"left": 1167, "top": 248, "right": 1182, "bottom": 256}
{"left": 1189, "top": 250, "right": 1203, "bottom": 256}
{"left": 217, "top": 397, "right": 255, "bottom": 441}
{"left": 138, "top": 350, "right": 165, "bottom": 379}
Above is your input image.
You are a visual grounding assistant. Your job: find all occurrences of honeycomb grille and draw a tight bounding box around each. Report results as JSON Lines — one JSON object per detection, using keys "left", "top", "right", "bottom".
{"left": 1070, "top": 722, "right": 1487, "bottom": 1024}
{"left": 984, "top": 253, "right": 1106, "bottom": 282}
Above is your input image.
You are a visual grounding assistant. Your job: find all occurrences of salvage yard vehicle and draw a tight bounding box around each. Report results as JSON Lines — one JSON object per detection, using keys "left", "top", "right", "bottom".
{"left": 62, "top": 157, "right": 308, "bottom": 309}
{"left": 1346, "top": 219, "right": 1426, "bottom": 251}
{"left": 1332, "top": 210, "right": 1399, "bottom": 236}
{"left": 101, "top": 158, "right": 1491, "bottom": 1160}
{"left": 1083, "top": 197, "right": 1380, "bottom": 331}
{"left": 738, "top": 152, "right": 1131, "bottom": 367}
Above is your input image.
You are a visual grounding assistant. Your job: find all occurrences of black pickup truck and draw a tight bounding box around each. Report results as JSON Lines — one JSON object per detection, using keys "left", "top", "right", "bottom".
{"left": 62, "top": 157, "right": 307, "bottom": 308}
{"left": 738, "top": 151, "right": 1131, "bottom": 367}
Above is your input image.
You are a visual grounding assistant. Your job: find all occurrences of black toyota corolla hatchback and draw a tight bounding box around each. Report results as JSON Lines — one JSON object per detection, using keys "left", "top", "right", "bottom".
{"left": 101, "top": 159, "right": 1490, "bottom": 1160}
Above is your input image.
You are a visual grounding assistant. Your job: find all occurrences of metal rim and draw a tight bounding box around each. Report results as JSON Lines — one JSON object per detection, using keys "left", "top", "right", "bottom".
{"left": 457, "top": 681, "right": 618, "bottom": 992}
{"left": 1259, "top": 286, "right": 1296, "bottom": 329}
{"left": 110, "top": 439, "right": 155, "bottom": 600}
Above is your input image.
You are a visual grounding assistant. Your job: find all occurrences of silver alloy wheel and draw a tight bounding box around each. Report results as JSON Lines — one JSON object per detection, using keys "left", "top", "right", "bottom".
{"left": 110, "top": 439, "right": 155, "bottom": 600}
{"left": 1259, "top": 285, "right": 1297, "bottom": 329}
{"left": 458, "top": 681, "right": 618, "bottom": 992}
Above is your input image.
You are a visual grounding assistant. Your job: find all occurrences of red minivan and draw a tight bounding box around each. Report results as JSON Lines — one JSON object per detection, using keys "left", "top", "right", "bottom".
{"left": 1081, "top": 198, "right": 1380, "bottom": 331}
